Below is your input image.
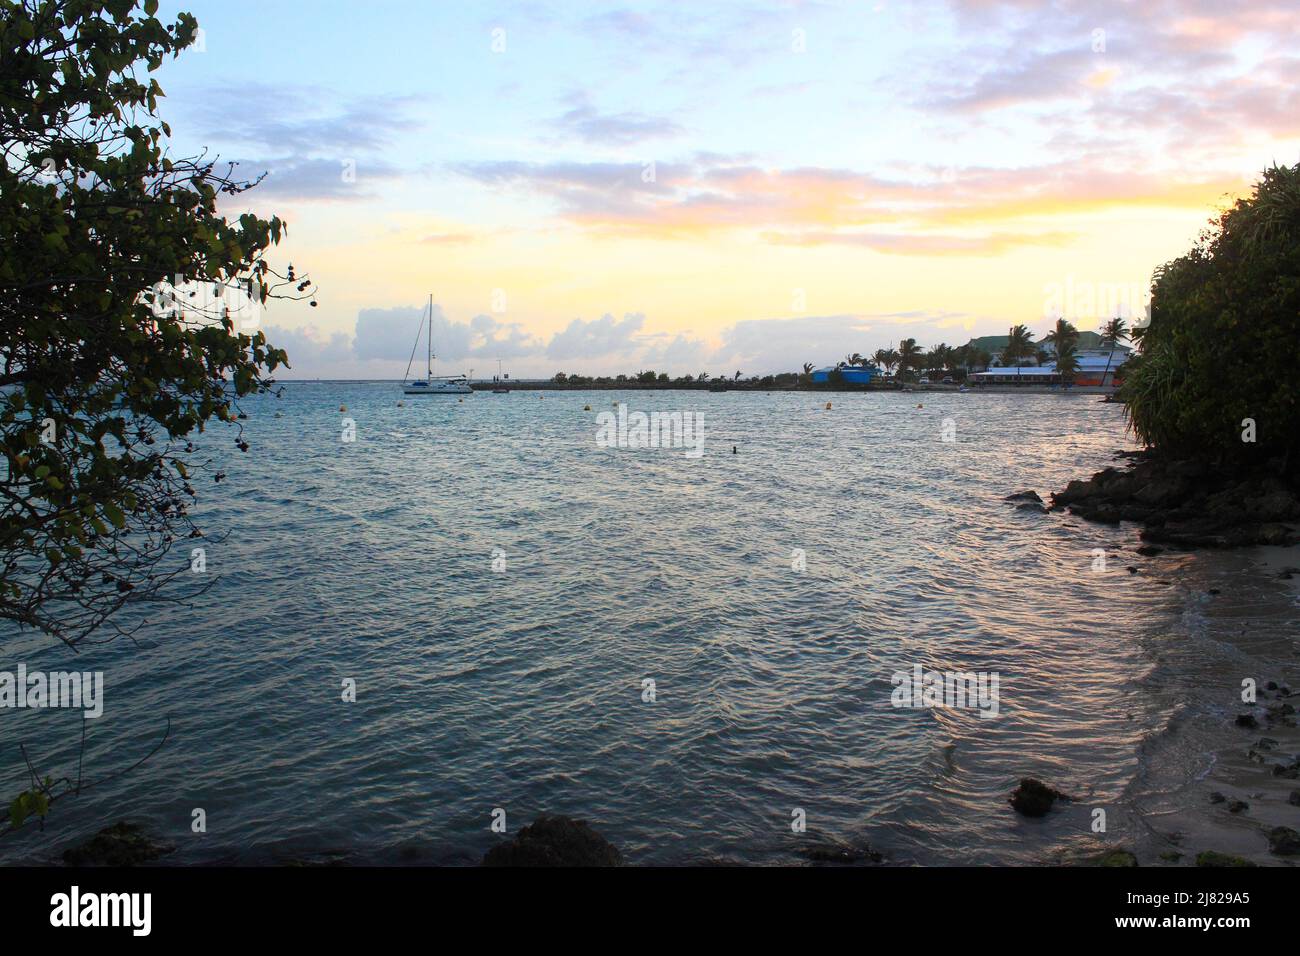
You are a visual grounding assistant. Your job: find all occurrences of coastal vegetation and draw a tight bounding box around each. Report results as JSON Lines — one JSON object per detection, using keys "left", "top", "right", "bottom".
{"left": 1052, "top": 164, "right": 1300, "bottom": 547}
{"left": 0, "top": 0, "right": 312, "bottom": 649}
{"left": 1121, "top": 163, "right": 1300, "bottom": 471}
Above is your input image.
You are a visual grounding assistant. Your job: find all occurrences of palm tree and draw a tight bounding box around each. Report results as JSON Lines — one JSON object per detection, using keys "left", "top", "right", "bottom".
{"left": 1054, "top": 343, "right": 1081, "bottom": 384}
{"left": 1000, "top": 325, "right": 1035, "bottom": 381}
{"left": 1042, "top": 318, "right": 1080, "bottom": 385}
{"left": 897, "top": 338, "right": 923, "bottom": 380}
{"left": 800, "top": 362, "right": 813, "bottom": 386}
{"left": 733, "top": 370, "right": 742, "bottom": 381}
{"left": 698, "top": 371, "right": 710, "bottom": 383}
{"left": 873, "top": 348, "right": 900, "bottom": 376}
{"left": 927, "top": 343, "right": 952, "bottom": 374}
{"left": 1098, "top": 316, "right": 1129, "bottom": 386}
{"left": 1042, "top": 317, "right": 1079, "bottom": 353}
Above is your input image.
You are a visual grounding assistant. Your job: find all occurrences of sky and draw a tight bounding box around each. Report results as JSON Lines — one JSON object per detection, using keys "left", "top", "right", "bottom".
{"left": 151, "top": 0, "right": 1300, "bottom": 378}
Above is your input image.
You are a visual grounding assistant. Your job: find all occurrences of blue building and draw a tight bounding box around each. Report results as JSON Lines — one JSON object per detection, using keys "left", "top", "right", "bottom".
{"left": 811, "top": 365, "right": 877, "bottom": 384}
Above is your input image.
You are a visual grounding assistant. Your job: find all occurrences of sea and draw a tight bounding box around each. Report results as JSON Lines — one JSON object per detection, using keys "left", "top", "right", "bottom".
{"left": 2, "top": 384, "right": 1296, "bottom": 865}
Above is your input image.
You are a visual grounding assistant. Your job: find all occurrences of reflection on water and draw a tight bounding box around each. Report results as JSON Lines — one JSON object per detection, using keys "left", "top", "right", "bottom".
{"left": 1, "top": 385, "right": 1295, "bottom": 865}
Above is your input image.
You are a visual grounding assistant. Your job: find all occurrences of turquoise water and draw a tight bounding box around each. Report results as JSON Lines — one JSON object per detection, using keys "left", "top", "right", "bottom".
{"left": 2, "top": 385, "right": 1296, "bottom": 864}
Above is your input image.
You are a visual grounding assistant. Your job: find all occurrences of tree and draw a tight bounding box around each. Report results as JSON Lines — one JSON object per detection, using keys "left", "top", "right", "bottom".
{"left": 1043, "top": 317, "right": 1079, "bottom": 354}
{"left": 1000, "top": 324, "right": 1035, "bottom": 368}
{"left": 897, "top": 338, "right": 922, "bottom": 379}
{"left": 873, "top": 348, "right": 899, "bottom": 376}
{"left": 1, "top": 0, "right": 315, "bottom": 649}
{"left": 799, "top": 362, "right": 813, "bottom": 386}
{"left": 1043, "top": 318, "right": 1080, "bottom": 384}
{"left": 1122, "top": 163, "right": 1300, "bottom": 468}
{"left": 1098, "top": 316, "right": 1129, "bottom": 386}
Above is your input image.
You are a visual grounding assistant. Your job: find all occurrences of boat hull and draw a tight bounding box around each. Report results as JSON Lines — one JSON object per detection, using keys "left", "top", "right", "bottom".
{"left": 403, "top": 383, "right": 472, "bottom": 395}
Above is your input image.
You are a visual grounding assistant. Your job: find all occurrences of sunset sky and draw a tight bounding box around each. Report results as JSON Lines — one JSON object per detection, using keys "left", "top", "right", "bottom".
{"left": 155, "top": 0, "right": 1300, "bottom": 378}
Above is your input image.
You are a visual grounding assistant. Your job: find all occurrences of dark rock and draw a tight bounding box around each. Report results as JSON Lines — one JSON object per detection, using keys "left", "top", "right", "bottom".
{"left": 1209, "top": 791, "right": 1226, "bottom": 804}
{"left": 481, "top": 815, "right": 622, "bottom": 867}
{"left": 1226, "top": 799, "right": 1249, "bottom": 814}
{"left": 1195, "top": 851, "right": 1256, "bottom": 867}
{"left": 801, "top": 842, "right": 883, "bottom": 864}
{"left": 1016, "top": 502, "right": 1048, "bottom": 514}
{"left": 1005, "top": 490, "right": 1043, "bottom": 503}
{"left": 1094, "top": 848, "right": 1138, "bottom": 867}
{"left": 1288, "top": 791, "right": 1300, "bottom": 807}
{"left": 1267, "top": 826, "right": 1300, "bottom": 856}
{"left": 62, "top": 822, "right": 173, "bottom": 867}
{"left": 1235, "top": 714, "right": 1258, "bottom": 729}
{"left": 1053, "top": 457, "right": 1300, "bottom": 549}
{"left": 1267, "top": 681, "right": 1279, "bottom": 691}
{"left": 1009, "top": 778, "right": 1072, "bottom": 817}
{"left": 1136, "top": 545, "right": 1164, "bottom": 556}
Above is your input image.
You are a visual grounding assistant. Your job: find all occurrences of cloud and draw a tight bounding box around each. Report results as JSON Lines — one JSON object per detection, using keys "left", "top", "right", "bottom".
{"left": 710, "top": 312, "right": 986, "bottom": 373}
{"left": 545, "top": 312, "right": 646, "bottom": 359}
{"left": 264, "top": 323, "right": 352, "bottom": 368}
{"left": 187, "top": 86, "right": 420, "bottom": 201}
{"left": 761, "top": 229, "right": 1078, "bottom": 256}
{"left": 452, "top": 151, "right": 1244, "bottom": 249}
{"left": 229, "top": 156, "right": 404, "bottom": 201}
{"left": 550, "top": 95, "right": 683, "bottom": 146}
{"left": 353, "top": 305, "right": 543, "bottom": 363}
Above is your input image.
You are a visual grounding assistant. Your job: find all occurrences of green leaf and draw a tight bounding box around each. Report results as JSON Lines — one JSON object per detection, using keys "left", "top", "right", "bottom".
{"left": 103, "top": 503, "right": 126, "bottom": 529}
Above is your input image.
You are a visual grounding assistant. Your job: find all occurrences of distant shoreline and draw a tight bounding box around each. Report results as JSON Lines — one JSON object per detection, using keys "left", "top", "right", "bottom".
{"left": 270, "top": 379, "right": 1120, "bottom": 396}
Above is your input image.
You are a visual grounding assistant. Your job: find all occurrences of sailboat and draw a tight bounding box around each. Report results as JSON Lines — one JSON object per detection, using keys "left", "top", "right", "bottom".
{"left": 491, "top": 359, "right": 510, "bottom": 394}
{"left": 402, "top": 294, "right": 472, "bottom": 395}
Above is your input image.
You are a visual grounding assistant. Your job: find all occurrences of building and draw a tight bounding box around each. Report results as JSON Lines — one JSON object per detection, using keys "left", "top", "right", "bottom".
{"left": 811, "top": 365, "right": 876, "bottom": 384}
{"left": 972, "top": 345, "right": 1131, "bottom": 386}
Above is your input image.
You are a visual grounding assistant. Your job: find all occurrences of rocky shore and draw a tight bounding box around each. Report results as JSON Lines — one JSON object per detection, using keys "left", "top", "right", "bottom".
{"left": 1049, "top": 451, "right": 1300, "bottom": 548}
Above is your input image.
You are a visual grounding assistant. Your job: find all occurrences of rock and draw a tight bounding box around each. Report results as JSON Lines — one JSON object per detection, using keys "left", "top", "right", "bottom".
{"left": 1195, "top": 851, "right": 1256, "bottom": 867}
{"left": 1288, "top": 791, "right": 1300, "bottom": 807}
{"left": 61, "top": 822, "right": 173, "bottom": 867}
{"left": 1009, "top": 778, "right": 1071, "bottom": 817}
{"left": 1136, "top": 545, "right": 1164, "bottom": 556}
{"left": 1094, "top": 848, "right": 1138, "bottom": 867}
{"left": 481, "top": 815, "right": 622, "bottom": 867}
{"left": 1267, "top": 826, "right": 1300, "bottom": 855}
{"left": 1005, "top": 490, "right": 1043, "bottom": 503}
{"left": 1227, "top": 799, "right": 1249, "bottom": 814}
{"left": 801, "top": 842, "right": 883, "bottom": 864}
{"left": 1016, "top": 502, "right": 1048, "bottom": 514}
{"left": 1209, "top": 791, "right": 1226, "bottom": 804}
{"left": 1235, "top": 714, "right": 1259, "bottom": 729}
